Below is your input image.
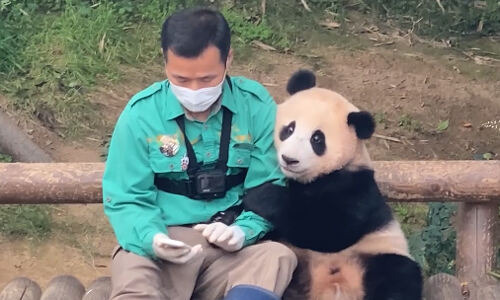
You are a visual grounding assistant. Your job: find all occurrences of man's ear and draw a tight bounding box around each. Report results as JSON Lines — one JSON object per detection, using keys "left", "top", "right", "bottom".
{"left": 162, "top": 48, "right": 168, "bottom": 73}
{"left": 226, "top": 48, "right": 234, "bottom": 70}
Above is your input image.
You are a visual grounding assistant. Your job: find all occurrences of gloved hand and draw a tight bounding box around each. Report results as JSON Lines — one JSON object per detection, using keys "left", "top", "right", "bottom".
{"left": 193, "top": 222, "right": 245, "bottom": 252}
{"left": 153, "top": 233, "right": 203, "bottom": 264}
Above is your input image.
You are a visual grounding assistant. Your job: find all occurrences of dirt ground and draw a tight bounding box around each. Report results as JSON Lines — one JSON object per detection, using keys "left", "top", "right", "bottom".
{"left": 1, "top": 32, "right": 499, "bottom": 290}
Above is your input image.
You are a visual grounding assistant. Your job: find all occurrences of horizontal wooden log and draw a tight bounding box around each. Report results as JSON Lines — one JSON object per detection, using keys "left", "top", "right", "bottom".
{"left": 0, "top": 161, "right": 499, "bottom": 204}
{"left": 0, "top": 163, "right": 103, "bottom": 204}
{"left": 374, "top": 160, "right": 500, "bottom": 202}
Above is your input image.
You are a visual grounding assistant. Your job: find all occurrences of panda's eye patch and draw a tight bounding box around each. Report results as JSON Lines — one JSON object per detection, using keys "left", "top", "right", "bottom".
{"left": 311, "top": 130, "right": 324, "bottom": 144}
{"left": 310, "top": 130, "right": 326, "bottom": 156}
{"left": 279, "top": 121, "right": 296, "bottom": 141}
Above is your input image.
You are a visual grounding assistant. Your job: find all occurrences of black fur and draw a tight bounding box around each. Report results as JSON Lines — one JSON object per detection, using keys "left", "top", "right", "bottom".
{"left": 286, "top": 69, "right": 316, "bottom": 95}
{"left": 279, "top": 121, "right": 296, "bottom": 141}
{"left": 244, "top": 168, "right": 393, "bottom": 253}
{"left": 242, "top": 181, "right": 289, "bottom": 227}
{"left": 310, "top": 129, "right": 326, "bottom": 156}
{"left": 362, "top": 254, "right": 423, "bottom": 300}
{"left": 347, "top": 111, "right": 375, "bottom": 139}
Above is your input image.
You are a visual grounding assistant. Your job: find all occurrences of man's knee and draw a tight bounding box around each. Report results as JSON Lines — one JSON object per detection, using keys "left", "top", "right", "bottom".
{"left": 111, "top": 269, "right": 166, "bottom": 300}
{"left": 110, "top": 248, "right": 166, "bottom": 299}
{"left": 255, "top": 241, "right": 298, "bottom": 269}
{"left": 111, "top": 278, "right": 165, "bottom": 300}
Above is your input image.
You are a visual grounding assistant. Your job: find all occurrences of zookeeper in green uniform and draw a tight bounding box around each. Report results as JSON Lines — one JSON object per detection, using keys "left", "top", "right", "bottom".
{"left": 102, "top": 7, "right": 297, "bottom": 300}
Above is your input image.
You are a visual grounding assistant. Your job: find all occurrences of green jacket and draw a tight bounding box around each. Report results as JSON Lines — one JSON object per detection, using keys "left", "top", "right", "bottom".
{"left": 102, "top": 76, "right": 284, "bottom": 258}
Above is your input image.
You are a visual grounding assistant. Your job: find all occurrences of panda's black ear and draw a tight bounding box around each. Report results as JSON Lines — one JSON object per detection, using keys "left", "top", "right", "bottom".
{"left": 347, "top": 111, "right": 375, "bottom": 139}
{"left": 286, "top": 69, "right": 316, "bottom": 95}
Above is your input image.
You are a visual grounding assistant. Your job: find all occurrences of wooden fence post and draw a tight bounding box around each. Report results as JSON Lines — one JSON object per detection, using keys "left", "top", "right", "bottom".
{"left": 456, "top": 201, "right": 499, "bottom": 287}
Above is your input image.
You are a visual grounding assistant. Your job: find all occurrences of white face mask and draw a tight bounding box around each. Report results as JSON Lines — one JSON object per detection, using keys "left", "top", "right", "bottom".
{"left": 170, "top": 76, "right": 225, "bottom": 112}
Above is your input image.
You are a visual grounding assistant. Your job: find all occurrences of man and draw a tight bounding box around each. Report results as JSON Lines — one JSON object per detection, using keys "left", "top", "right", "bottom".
{"left": 102, "top": 7, "right": 296, "bottom": 300}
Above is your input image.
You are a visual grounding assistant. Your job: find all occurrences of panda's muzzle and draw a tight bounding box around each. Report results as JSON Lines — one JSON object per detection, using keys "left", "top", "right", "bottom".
{"left": 281, "top": 154, "right": 299, "bottom": 166}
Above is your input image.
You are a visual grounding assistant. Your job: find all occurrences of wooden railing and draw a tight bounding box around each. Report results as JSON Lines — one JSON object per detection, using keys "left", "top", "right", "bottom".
{"left": 0, "top": 161, "right": 499, "bottom": 298}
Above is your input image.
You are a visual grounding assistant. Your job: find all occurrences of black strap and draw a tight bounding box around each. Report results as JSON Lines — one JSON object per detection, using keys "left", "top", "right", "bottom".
{"left": 175, "top": 116, "right": 199, "bottom": 176}
{"left": 175, "top": 106, "right": 232, "bottom": 176}
{"left": 216, "top": 107, "right": 232, "bottom": 172}
{"left": 154, "top": 170, "right": 247, "bottom": 198}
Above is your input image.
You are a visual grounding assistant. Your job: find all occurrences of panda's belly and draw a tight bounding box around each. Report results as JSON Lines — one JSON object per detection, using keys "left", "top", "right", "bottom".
{"left": 284, "top": 249, "right": 365, "bottom": 300}
{"left": 309, "top": 252, "right": 365, "bottom": 300}
{"left": 284, "top": 221, "right": 410, "bottom": 300}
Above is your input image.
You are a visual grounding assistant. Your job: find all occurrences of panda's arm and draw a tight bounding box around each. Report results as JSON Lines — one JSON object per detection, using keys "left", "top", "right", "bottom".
{"left": 241, "top": 182, "right": 289, "bottom": 229}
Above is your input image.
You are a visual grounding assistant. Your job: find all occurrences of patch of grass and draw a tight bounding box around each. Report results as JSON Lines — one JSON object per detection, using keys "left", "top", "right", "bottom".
{"left": 374, "top": 112, "right": 388, "bottom": 129}
{"left": 365, "top": 0, "right": 500, "bottom": 38}
{"left": 223, "top": 7, "right": 289, "bottom": 50}
{"left": 0, "top": 153, "right": 12, "bottom": 162}
{"left": 391, "top": 203, "right": 428, "bottom": 236}
{"left": 52, "top": 208, "right": 113, "bottom": 261}
{"left": 0, "top": 205, "right": 52, "bottom": 239}
{"left": 1, "top": 1, "right": 167, "bottom": 136}
{"left": 226, "top": 0, "right": 369, "bottom": 53}
{"left": 398, "top": 114, "right": 423, "bottom": 132}
{"left": 0, "top": 0, "right": 176, "bottom": 136}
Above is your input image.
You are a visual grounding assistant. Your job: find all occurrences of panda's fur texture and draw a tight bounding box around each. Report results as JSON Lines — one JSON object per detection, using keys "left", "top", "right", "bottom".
{"left": 243, "top": 70, "right": 422, "bottom": 300}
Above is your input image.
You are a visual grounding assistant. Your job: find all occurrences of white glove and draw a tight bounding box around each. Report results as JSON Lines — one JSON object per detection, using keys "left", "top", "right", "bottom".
{"left": 153, "top": 233, "right": 203, "bottom": 264}
{"left": 193, "top": 222, "right": 245, "bottom": 252}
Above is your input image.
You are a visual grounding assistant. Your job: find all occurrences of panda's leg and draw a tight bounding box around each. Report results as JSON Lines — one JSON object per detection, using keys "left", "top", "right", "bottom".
{"left": 362, "top": 253, "right": 423, "bottom": 300}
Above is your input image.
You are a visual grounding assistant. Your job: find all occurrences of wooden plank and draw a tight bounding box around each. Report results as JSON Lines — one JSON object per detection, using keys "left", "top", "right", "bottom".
{"left": 0, "top": 277, "right": 41, "bottom": 300}
{"left": 476, "top": 284, "right": 500, "bottom": 300}
{"left": 0, "top": 161, "right": 499, "bottom": 204}
{"left": 82, "top": 276, "right": 111, "bottom": 300}
{"left": 456, "top": 202, "right": 499, "bottom": 285}
{"left": 423, "top": 273, "right": 462, "bottom": 300}
{"left": 40, "top": 275, "right": 85, "bottom": 300}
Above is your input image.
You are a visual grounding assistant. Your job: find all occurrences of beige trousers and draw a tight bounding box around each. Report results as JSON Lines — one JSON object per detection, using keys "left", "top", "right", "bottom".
{"left": 110, "top": 226, "right": 297, "bottom": 300}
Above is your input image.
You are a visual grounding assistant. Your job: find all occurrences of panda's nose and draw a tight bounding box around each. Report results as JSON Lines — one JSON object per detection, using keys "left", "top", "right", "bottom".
{"left": 282, "top": 154, "right": 299, "bottom": 165}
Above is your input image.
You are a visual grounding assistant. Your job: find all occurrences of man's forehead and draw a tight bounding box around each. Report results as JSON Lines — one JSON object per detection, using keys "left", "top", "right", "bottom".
{"left": 165, "top": 46, "right": 226, "bottom": 79}
{"left": 167, "top": 70, "right": 220, "bottom": 79}
{"left": 165, "top": 45, "right": 222, "bottom": 63}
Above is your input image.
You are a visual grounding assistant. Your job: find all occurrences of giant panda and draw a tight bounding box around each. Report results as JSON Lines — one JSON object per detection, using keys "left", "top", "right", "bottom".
{"left": 243, "top": 70, "right": 422, "bottom": 300}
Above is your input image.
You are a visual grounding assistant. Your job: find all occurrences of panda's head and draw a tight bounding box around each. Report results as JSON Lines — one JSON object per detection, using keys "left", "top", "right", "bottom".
{"left": 275, "top": 70, "right": 375, "bottom": 183}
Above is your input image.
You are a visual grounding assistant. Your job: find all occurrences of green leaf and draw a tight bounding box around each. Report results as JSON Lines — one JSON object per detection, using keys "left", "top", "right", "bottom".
{"left": 483, "top": 152, "right": 493, "bottom": 160}
{"left": 68, "top": 81, "right": 79, "bottom": 88}
{"left": 437, "top": 120, "right": 449, "bottom": 131}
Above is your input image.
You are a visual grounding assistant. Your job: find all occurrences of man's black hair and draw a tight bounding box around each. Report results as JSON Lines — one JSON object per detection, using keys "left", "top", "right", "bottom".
{"left": 161, "top": 7, "right": 231, "bottom": 63}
